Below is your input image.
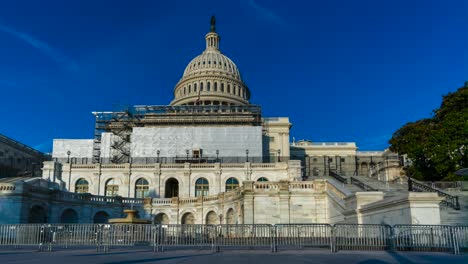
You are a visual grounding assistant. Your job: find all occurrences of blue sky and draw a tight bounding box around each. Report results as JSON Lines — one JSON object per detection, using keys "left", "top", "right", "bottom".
{"left": 0, "top": 0, "right": 467, "bottom": 153}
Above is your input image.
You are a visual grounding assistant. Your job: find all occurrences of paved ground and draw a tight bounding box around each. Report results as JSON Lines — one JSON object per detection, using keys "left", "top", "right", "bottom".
{"left": 0, "top": 247, "right": 467, "bottom": 264}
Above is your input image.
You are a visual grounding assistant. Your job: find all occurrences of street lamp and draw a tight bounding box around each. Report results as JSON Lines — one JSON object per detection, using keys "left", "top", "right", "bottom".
{"left": 216, "top": 150, "right": 219, "bottom": 162}
{"left": 277, "top": 149, "right": 281, "bottom": 162}
{"left": 245, "top": 149, "right": 249, "bottom": 162}
{"left": 156, "top": 150, "right": 160, "bottom": 163}
{"left": 67, "top": 150, "right": 71, "bottom": 163}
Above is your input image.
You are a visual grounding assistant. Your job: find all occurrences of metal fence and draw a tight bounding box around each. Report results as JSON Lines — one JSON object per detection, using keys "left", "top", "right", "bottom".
{"left": 0, "top": 224, "right": 467, "bottom": 254}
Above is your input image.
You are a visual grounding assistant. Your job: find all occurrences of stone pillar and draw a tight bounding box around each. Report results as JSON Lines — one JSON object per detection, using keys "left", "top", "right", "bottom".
{"left": 154, "top": 164, "right": 161, "bottom": 198}
{"left": 279, "top": 181, "right": 290, "bottom": 224}
{"left": 242, "top": 181, "right": 255, "bottom": 224}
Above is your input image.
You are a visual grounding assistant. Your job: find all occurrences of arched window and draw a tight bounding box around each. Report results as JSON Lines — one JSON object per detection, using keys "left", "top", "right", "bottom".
{"left": 188, "top": 86, "right": 191, "bottom": 93}
{"left": 194, "top": 83, "right": 198, "bottom": 91}
{"left": 135, "top": 178, "right": 149, "bottom": 198}
{"left": 214, "top": 82, "right": 218, "bottom": 91}
{"left": 75, "top": 178, "right": 89, "bottom": 193}
{"left": 225, "top": 178, "right": 239, "bottom": 192}
{"left": 257, "top": 177, "right": 269, "bottom": 182}
{"left": 207, "top": 82, "right": 211, "bottom": 91}
{"left": 105, "top": 178, "right": 119, "bottom": 197}
{"left": 195, "top": 178, "right": 209, "bottom": 197}
{"left": 313, "top": 167, "right": 319, "bottom": 176}
{"left": 200, "top": 82, "right": 204, "bottom": 91}
{"left": 227, "top": 84, "right": 231, "bottom": 93}
{"left": 221, "top": 83, "right": 224, "bottom": 92}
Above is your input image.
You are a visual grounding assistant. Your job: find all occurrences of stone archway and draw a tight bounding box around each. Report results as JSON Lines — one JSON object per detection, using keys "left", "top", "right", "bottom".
{"left": 226, "top": 208, "right": 235, "bottom": 224}
{"left": 181, "top": 212, "right": 195, "bottom": 224}
{"left": 165, "top": 178, "right": 179, "bottom": 198}
{"left": 60, "top": 208, "right": 79, "bottom": 223}
{"left": 28, "top": 205, "right": 47, "bottom": 223}
{"left": 93, "top": 211, "right": 109, "bottom": 223}
{"left": 205, "top": 211, "right": 218, "bottom": 225}
{"left": 154, "top": 213, "right": 170, "bottom": 224}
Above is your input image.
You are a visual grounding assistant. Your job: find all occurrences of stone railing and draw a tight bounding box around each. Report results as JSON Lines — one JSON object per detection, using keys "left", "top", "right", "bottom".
{"left": 152, "top": 198, "right": 172, "bottom": 205}
{"left": 220, "top": 163, "right": 245, "bottom": 168}
{"left": 160, "top": 164, "right": 185, "bottom": 169}
{"left": 179, "top": 197, "right": 199, "bottom": 204}
{"left": 350, "top": 177, "right": 378, "bottom": 191}
{"left": 71, "top": 164, "right": 97, "bottom": 169}
{"left": 101, "top": 164, "right": 126, "bottom": 169}
{"left": 190, "top": 164, "right": 216, "bottom": 169}
{"left": 410, "top": 179, "right": 460, "bottom": 210}
{"left": 0, "top": 183, "right": 16, "bottom": 191}
{"left": 251, "top": 163, "right": 277, "bottom": 168}
{"left": 62, "top": 162, "right": 289, "bottom": 171}
{"left": 253, "top": 182, "right": 280, "bottom": 191}
{"left": 289, "top": 182, "right": 317, "bottom": 190}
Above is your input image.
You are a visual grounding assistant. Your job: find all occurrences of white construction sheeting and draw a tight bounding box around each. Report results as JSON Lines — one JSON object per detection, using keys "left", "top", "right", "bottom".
{"left": 131, "top": 126, "right": 262, "bottom": 158}
{"left": 52, "top": 139, "right": 94, "bottom": 158}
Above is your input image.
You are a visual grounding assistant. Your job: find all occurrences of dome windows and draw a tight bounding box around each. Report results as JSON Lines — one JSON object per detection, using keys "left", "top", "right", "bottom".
{"left": 214, "top": 82, "right": 218, "bottom": 92}
{"left": 207, "top": 81, "right": 211, "bottom": 91}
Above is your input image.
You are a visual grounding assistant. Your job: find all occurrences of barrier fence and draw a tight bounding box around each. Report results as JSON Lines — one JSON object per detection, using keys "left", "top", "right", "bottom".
{"left": 0, "top": 224, "right": 467, "bottom": 254}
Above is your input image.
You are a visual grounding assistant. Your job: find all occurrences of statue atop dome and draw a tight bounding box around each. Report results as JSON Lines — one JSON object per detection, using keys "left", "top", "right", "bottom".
{"left": 210, "top": 15, "right": 216, "bottom": 32}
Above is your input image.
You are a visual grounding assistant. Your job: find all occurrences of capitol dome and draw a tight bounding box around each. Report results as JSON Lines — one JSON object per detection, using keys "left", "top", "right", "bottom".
{"left": 170, "top": 17, "right": 251, "bottom": 106}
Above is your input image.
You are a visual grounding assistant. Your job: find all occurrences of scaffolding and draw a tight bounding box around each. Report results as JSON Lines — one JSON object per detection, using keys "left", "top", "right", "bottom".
{"left": 92, "top": 104, "right": 262, "bottom": 163}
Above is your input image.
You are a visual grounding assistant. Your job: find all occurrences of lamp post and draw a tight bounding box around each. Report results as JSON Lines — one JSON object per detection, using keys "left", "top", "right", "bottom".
{"left": 216, "top": 150, "right": 219, "bottom": 162}
{"left": 246, "top": 149, "right": 249, "bottom": 162}
{"left": 277, "top": 149, "right": 281, "bottom": 162}
{"left": 67, "top": 151, "right": 72, "bottom": 192}
{"left": 156, "top": 150, "right": 160, "bottom": 163}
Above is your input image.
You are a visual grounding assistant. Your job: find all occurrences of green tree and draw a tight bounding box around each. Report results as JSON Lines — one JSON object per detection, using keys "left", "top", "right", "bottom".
{"left": 389, "top": 83, "right": 468, "bottom": 181}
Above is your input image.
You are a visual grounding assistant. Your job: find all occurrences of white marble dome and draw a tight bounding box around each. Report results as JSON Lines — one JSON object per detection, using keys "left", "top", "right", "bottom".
{"left": 171, "top": 21, "right": 250, "bottom": 106}
{"left": 182, "top": 49, "right": 241, "bottom": 81}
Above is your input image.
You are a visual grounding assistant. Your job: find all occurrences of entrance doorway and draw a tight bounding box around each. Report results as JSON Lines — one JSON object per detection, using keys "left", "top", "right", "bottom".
{"left": 165, "top": 178, "right": 179, "bottom": 198}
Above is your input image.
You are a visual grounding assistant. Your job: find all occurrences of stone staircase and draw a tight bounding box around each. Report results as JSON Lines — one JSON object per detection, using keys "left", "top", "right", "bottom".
{"left": 440, "top": 191, "right": 468, "bottom": 225}
{"left": 308, "top": 174, "right": 468, "bottom": 224}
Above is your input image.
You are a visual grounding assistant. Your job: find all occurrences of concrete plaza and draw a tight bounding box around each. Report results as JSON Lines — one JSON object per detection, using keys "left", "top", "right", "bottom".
{"left": 0, "top": 247, "right": 467, "bottom": 264}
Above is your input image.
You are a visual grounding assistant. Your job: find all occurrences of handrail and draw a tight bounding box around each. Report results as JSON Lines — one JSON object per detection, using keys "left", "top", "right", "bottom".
{"left": 409, "top": 179, "right": 460, "bottom": 210}
{"left": 350, "top": 177, "right": 377, "bottom": 191}
{"left": 329, "top": 170, "right": 347, "bottom": 184}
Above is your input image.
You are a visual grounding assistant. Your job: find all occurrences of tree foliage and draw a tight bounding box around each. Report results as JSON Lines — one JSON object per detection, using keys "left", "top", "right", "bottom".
{"left": 389, "top": 85, "right": 468, "bottom": 181}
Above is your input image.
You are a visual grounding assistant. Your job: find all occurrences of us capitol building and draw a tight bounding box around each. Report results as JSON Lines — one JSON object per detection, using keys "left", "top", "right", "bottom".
{"left": 0, "top": 17, "right": 451, "bottom": 226}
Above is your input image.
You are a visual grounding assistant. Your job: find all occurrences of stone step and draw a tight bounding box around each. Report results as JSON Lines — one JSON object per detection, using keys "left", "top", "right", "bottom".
{"left": 440, "top": 191, "right": 468, "bottom": 225}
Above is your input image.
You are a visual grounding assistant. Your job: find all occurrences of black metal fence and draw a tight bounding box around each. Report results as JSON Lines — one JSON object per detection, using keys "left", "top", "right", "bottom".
{"left": 0, "top": 224, "right": 467, "bottom": 254}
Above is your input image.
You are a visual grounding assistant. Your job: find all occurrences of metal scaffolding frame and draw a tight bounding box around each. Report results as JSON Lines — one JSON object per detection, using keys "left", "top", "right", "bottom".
{"left": 92, "top": 104, "right": 262, "bottom": 163}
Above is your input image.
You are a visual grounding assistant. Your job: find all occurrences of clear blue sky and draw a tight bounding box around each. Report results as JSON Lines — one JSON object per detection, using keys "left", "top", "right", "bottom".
{"left": 0, "top": 0, "right": 467, "bottom": 153}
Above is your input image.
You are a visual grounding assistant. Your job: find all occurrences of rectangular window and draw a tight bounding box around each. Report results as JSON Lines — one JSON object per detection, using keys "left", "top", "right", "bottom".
{"left": 341, "top": 158, "right": 346, "bottom": 162}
